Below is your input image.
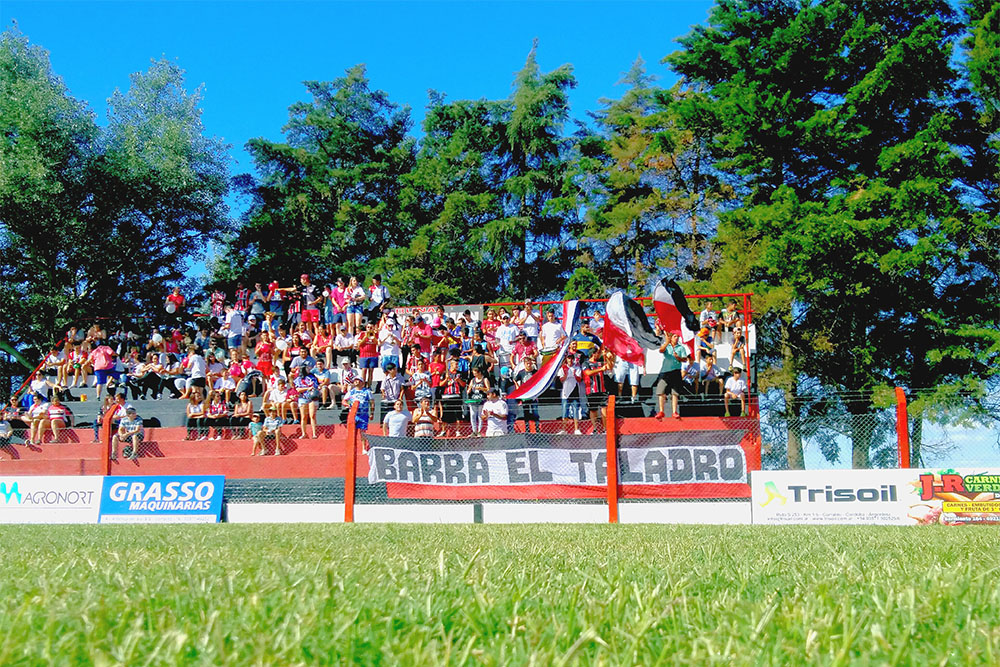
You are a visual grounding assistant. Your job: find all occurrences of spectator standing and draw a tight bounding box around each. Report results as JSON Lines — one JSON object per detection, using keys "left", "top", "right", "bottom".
{"left": 247, "top": 282, "right": 266, "bottom": 318}
{"left": 297, "top": 274, "right": 323, "bottom": 337}
{"left": 356, "top": 323, "right": 379, "bottom": 388}
{"left": 293, "top": 369, "right": 319, "bottom": 439}
{"left": 557, "top": 352, "right": 584, "bottom": 435}
{"left": 481, "top": 388, "right": 509, "bottom": 436}
{"left": 234, "top": 282, "right": 250, "bottom": 314}
{"left": 411, "top": 396, "right": 439, "bottom": 438}
{"left": 345, "top": 276, "right": 366, "bottom": 335}
{"left": 582, "top": 349, "right": 611, "bottom": 434}
{"left": 165, "top": 287, "right": 185, "bottom": 319}
{"left": 465, "top": 366, "right": 490, "bottom": 437}
{"left": 342, "top": 377, "right": 374, "bottom": 432}
{"left": 539, "top": 309, "right": 566, "bottom": 360}
{"left": 221, "top": 305, "right": 245, "bottom": 353}
{"left": 571, "top": 320, "right": 601, "bottom": 360}
{"left": 378, "top": 314, "right": 403, "bottom": 372}
{"left": 514, "top": 356, "right": 541, "bottom": 434}
{"left": 654, "top": 331, "right": 688, "bottom": 420}
{"left": 382, "top": 399, "right": 411, "bottom": 437}
{"left": 368, "top": 274, "right": 390, "bottom": 319}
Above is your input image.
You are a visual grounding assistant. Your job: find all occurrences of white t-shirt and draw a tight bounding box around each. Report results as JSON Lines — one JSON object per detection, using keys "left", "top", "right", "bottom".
{"left": 495, "top": 324, "right": 519, "bottom": 353}
{"left": 540, "top": 321, "right": 565, "bottom": 351}
{"left": 379, "top": 325, "right": 402, "bottom": 357}
{"left": 382, "top": 410, "right": 410, "bottom": 437}
{"left": 522, "top": 314, "right": 539, "bottom": 339}
{"left": 558, "top": 363, "right": 582, "bottom": 399}
{"left": 225, "top": 311, "right": 244, "bottom": 337}
{"left": 482, "top": 398, "right": 508, "bottom": 434}
{"left": 187, "top": 354, "right": 207, "bottom": 379}
{"left": 725, "top": 376, "right": 748, "bottom": 396}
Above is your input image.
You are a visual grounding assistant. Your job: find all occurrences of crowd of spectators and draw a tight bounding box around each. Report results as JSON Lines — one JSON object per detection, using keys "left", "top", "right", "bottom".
{"left": 7, "top": 277, "right": 752, "bottom": 449}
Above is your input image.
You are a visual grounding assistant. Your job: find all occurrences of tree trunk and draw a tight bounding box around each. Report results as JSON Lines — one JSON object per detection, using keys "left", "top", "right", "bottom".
{"left": 781, "top": 322, "right": 805, "bottom": 469}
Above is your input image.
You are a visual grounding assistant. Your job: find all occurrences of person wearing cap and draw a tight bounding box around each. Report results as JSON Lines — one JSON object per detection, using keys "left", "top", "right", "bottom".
{"left": 297, "top": 274, "right": 323, "bottom": 337}
{"left": 112, "top": 406, "right": 143, "bottom": 461}
{"left": 368, "top": 274, "right": 390, "bottom": 317}
{"left": 481, "top": 387, "right": 509, "bottom": 436}
{"left": 260, "top": 406, "right": 284, "bottom": 455}
{"left": 494, "top": 313, "right": 519, "bottom": 369}
{"left": 342, "top": 376, "right": 373, "bottom": 432}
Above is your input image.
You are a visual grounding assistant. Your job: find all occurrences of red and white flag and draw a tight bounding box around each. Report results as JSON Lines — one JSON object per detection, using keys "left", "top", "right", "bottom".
{"left": 507, "top": 300, "right": 581, "bottom": 401}
{"left": 603, "top": 291, "right": 658, "bottom": 364}
{"left": 653, "top": 279, "right": 699, "bottom": 355}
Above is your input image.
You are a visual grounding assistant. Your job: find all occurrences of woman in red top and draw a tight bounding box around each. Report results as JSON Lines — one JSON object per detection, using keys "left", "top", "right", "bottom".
{"left": 255, "top": 332, "right": 275, "bottom": 377}
{"left": 356, "top": 323, "right": 379, "bottom": 388}
{"left": 428, "top": 348, "right": 446, "bottom": 420}
{"left": 439, "top": 359, "right": 466, "bottom": 437}
{"left": 481, "top": 307, "right": 501, "bottom": 344}
{"left": 311, "top": 324, "right": 334, "bottom": 368}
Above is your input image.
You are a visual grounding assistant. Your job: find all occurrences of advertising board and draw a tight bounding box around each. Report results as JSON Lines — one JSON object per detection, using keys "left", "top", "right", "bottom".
{"left": 0, "top": 476, "right": 103, "bottom": 524}
{"left": 99, "top": 476, "right": 225, "bottom": 523}
{"left": 752, "top": 468, "right": 1000, "bottom": 525}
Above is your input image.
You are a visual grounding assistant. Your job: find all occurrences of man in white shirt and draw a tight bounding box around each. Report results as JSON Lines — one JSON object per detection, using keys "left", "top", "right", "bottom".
{"left": 378, "top": 314, "right": 402, "bottom": 370}
{"left": 382, "top": 399, "right": 411, "bottom": 437}
{"left": 369, "top": 274, "right": 390, "bottom": 316}
{"left": 481, "top": 388, "right": 509, "bottom": 436}
{"left": 724, "top": 368, "right": 748, "bottom": 417}
{"left": 539, "top": 308, "right": 566, "bottom": 358}
{"left": 494, "top": 313, "right": 519, "bottom": 368}
{"left": 222, "top": 305, "right": 245, "bottom": 353}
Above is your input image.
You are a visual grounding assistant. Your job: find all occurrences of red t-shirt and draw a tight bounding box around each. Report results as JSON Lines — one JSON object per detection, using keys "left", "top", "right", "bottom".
{"left": 428, "top": 361, "right": 445, "bottom": 387}
{"left": 358, "top": 333, "right": 378, "bottom": 359}
{"left": 166, "top": 293, "right": 185, "bottom": 308}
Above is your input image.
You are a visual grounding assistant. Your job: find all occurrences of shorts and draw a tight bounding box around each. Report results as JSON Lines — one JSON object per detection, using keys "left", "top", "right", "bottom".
{"left": 94, "top": 369, "right": 113, "bottom": 386}
{"left": 328, "top": 312, "right": 346, "bottom": 324}
{"left": 359, "top": 356, "right": 378, "bottom": 370}
{"left": 586, "top": 392, "right": 608, "bottom": 412}
{"left": 228, "top": 334, "right": 243, "bottom": 349}
{"left": 380, "top": 355, "right": 399, "bottom": 371}
{"left": 614, "top": 361, "right": 639, "bottom": 385}
{"left": 346, "top": 304, "right": 364, "bottom": 315}
{"left": 302, "top": 309, "right": 320, "bottom": 323}
{"left": 654, "top": 370, "right": 684, "bottom": 396}
{"left": 561, "top": 396, "right": 582, "bottom": 420}
{"left": 441, "top": 396, "right": 462, "bottom": 423}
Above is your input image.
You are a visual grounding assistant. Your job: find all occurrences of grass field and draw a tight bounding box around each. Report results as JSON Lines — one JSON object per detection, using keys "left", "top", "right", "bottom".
{"left": 1, "top": 524, "right": 998, "bottom": 665}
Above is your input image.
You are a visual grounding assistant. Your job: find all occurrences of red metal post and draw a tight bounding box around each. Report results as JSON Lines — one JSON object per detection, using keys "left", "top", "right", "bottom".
{"left": 343, "top": 402, "right": 359, "bottom": 523}
{"left": 605, "top": 395, "right": 619, "bottom": 524}
{"left": 102, "top": 408, "right": 116, "bottom": 476}
{"left": 895, "top": 387, "right": 910, "bottom": 469}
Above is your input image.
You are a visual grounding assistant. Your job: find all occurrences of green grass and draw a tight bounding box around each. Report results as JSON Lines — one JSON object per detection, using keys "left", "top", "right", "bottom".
{"left": 1, "top": 524, "right": 998, "bottom": 665}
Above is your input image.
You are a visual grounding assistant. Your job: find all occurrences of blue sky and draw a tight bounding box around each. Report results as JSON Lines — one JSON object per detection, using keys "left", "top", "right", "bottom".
{"left": 3, "top": 1, "right": 715, "bottom": 181}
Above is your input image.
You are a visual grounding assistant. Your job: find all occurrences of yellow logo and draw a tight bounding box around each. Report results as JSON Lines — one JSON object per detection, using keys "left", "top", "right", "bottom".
{"left": 760, "top": 481, "right": 787, "bottom": 507}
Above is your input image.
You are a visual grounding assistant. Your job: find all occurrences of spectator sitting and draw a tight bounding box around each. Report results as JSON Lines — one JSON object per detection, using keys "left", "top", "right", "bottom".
{"left": 724, "top": 367, "right": 748, "bottom": 417}
{"left": 248, "top": 412, "right": 265, "bottom": 455}
{"left": 46, "top": 394, "right": 74, "bottom": 444}
{"left": 112, "top": 406, "right": 143, "bottom": 461}
{"left": 720, "top": 299, "right": 743, "bottom": 334}
{"left": 698, "top": 354, "right": 724, "bottom": 396}
{"left": 205, "top": 390, "right": 230, "bottom": 440}
{"left": 25, "top": 393, "right": 49, "bottom": 446}
{"left": 261, "top": 406, "right": 284, "bottom": 455}
{"left": 231, "top": 391, "right": 254, "bottom": 438}
{"left": 185, "top": 393, "right": 207, "bottom": 441}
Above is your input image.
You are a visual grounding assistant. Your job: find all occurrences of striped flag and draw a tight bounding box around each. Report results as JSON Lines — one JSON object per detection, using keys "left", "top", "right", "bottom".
{"left": 653, "top": 279, "right": 699, "bottom": 354}
{"left": 506, "top": 300, "right": 581, "bottom": 401}
{"left": 603, "top": 291, "right": 658, "bottom": 364}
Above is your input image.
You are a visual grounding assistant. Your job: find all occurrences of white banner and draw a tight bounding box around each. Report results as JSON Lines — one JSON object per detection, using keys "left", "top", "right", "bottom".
{"left": 367, "top": 444, "right": 747, "bottom": 486}
{"left": 0, "top": 476, "right": 103, "bottom": 524}
{"left": 752, "top": 468, "right": 1000, "bottom": 526}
